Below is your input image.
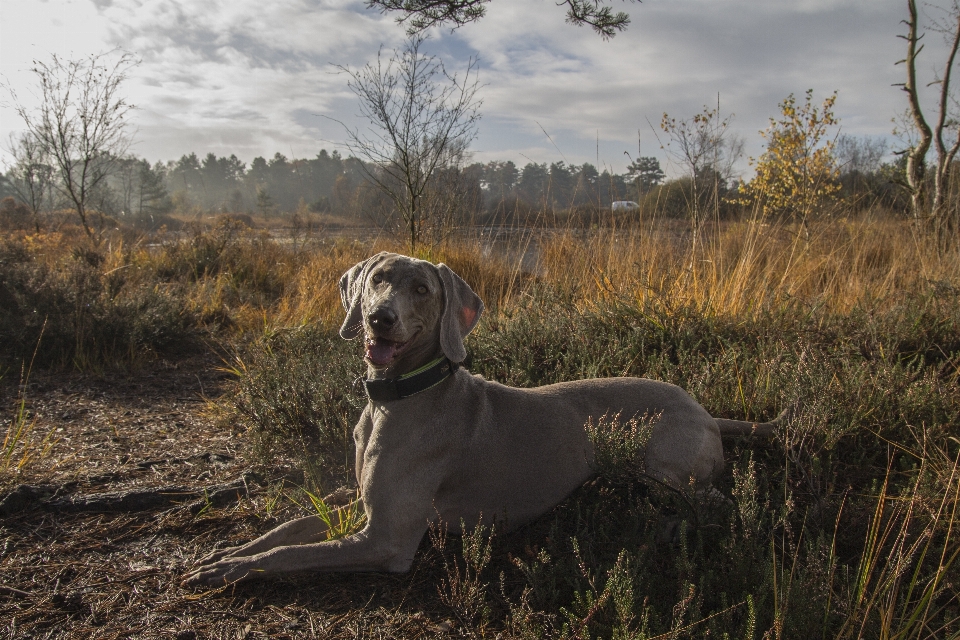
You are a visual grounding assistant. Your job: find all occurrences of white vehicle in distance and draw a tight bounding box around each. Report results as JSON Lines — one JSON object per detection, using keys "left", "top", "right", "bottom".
{"left": 611, "top": 201, "right": 639, "bottom": 212}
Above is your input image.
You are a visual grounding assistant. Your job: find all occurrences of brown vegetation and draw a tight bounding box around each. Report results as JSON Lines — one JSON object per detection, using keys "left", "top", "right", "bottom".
{"left": 0, "top": 204, "right": 958, "bottom": 637}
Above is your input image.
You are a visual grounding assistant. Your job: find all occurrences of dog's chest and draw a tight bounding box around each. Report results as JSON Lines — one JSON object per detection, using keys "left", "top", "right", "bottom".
{"left": 356, "top": 401, "right": 458, "bottom": 476}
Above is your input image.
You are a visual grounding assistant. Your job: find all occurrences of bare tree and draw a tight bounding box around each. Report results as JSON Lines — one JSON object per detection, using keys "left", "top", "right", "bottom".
{"left": 336, "top": 35, "right": 481, "bottom": 251}
{"left": 367, "top": 0, "right": 636, "bottom": 38}
{"left": 5, "top": 132, "right": 55, "bottom": 232}
{"left": 897, "top": 0, "right": 960, "bottom": 238}
{"left": 5, "top": 51, "right": 138, "bottom": 245}
{"left": 835, "top": 134, "right": 889, "bottom": 176}
{"left": 660, "top": 103, "right": 741, "bottom": 247}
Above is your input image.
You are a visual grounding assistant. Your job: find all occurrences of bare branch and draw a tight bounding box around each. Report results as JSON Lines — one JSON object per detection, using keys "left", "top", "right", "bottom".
{"left": 898, "top": 0, "right": 960, "bottom": 241}
{"left": 335, "top": 35, "right": 481, "bottom": 251}
{"left": 930, "top": 3, "right": 960, "bottom": 223}
{"left": 4, "top": 132, "right": 55, "bottom": 230}
{"left": 659, "top": 103, "right": 740, "bottom": 252}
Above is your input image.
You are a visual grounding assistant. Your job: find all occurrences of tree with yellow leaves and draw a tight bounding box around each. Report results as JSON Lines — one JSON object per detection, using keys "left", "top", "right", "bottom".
{"left": 739, "top": 90, "right": 841, "bottom": 220}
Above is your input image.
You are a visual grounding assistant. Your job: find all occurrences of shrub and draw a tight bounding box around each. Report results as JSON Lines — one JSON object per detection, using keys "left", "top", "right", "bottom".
{"left": 0, "top": 235, "right": 196, "bottom": 368}
{"left": 0, "top": 197, "right": 33, "bottom": 231}
{"left": 226, "top": 325, "right": 365, "bottom": 492}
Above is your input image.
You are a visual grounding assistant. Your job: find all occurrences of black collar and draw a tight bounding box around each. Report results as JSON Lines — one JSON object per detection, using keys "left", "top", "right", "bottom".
{"left": 364, "top": 358, "right": 459, "bottom": 402}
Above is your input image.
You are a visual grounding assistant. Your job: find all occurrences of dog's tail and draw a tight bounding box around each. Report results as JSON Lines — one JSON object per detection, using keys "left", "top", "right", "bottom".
{"left": 715, "top": 406, "right": 794, "bottom": 439}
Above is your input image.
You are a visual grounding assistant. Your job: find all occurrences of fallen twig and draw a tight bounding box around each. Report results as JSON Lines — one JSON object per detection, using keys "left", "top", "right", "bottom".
{"left": 0, "top": 475, "right": 256, "bottom": 516}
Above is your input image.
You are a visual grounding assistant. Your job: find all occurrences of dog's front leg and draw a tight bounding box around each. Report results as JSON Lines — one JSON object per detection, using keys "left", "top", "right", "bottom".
{"left": 182, "top": 517, "right": 424, "bottom": 586}
{"left": 189, "top": 506, "right": 354, "bottom": 569}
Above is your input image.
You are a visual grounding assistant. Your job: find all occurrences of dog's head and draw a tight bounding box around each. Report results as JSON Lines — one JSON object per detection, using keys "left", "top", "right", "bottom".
{"left": 339, "top": 253, "right": 484, "bottom": 371}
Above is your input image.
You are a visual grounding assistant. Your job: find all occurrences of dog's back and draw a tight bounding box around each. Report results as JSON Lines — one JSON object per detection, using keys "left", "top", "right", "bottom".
{"left": 427, "top": 370, "right": 723, "bottom": 532}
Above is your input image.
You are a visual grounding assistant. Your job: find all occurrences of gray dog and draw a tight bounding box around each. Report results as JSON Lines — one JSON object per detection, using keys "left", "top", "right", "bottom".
{"left": 184, "top": 252, "right": 777, "bottom": 586}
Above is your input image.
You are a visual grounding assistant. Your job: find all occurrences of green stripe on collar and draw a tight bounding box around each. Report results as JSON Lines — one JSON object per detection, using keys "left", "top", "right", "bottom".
{"left": 365, "top": 358, "right": 459, "bottom": 402}
{"left": 398, "top": 357, "right": 446, "bottom": 379}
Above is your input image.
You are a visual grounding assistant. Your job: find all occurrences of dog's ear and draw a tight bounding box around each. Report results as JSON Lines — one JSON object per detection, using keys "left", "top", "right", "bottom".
{"left": 339, "top": 253, "right": 387, "bottom": 340}
{"left": 436, "top": 263, "right": 484, "bottom": 363}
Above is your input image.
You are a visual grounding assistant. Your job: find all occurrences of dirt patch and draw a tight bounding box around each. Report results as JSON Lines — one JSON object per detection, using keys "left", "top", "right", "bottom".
{"left": 1, "top": 356, "right": 238, "bottom": 491}
{"left": 0, "top": 357, "right": 457, "bottom": 639}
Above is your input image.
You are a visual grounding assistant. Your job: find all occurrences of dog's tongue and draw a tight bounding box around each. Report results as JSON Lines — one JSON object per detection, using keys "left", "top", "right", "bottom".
{"left": 366, "top": 338, "right": 400, "bottom": 366}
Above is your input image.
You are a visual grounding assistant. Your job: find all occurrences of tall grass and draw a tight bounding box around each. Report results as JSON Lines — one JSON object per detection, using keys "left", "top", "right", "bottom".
{"left": 0, "top": 219, "right": 322, "bottom": 368}
{"left": 534, "top": 215, "right": 958, "bottom": 317}
{"left": 268, "top": 211, "right": 960, "bottom": 333}
{"left": 2, "top": 206, "right": 958, "bottom": 636}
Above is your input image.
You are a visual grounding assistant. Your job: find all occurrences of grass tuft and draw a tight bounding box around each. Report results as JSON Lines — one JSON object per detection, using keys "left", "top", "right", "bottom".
{"left": 1, "top": 324, "right": 58, "bottom": 475}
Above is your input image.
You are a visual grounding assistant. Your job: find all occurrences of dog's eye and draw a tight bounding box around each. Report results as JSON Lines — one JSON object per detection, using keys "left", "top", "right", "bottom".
{"left": 416, "top": 285, "right": 428, "bottom": 294}
{"left": 372, "top": 273, "right": 382, "bottom": 284}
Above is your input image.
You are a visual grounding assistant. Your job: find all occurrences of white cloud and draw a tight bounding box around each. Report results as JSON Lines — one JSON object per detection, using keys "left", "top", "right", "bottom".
{"left": 455, "top": 0, "right": 907, "bottom": 175}
{"left": 1, "top": 0, "right": 115, "bottom": 169}
{"left": 0, "top": 0, "right": 939, "bottom": 175}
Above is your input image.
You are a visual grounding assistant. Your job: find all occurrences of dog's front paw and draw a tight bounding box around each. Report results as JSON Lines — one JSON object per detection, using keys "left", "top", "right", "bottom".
{"left": 193, "top": 545, "right": 241, "bottom": 568}
{"left": 181, "top": 556, "right": 264, "bottom": 587}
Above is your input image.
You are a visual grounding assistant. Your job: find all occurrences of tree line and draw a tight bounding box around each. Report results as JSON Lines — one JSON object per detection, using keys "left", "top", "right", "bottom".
{"left": 0, "top": 136, "right": 917, "bottom": 224}
{"left": 0, "top": 145, "right": 672, "bottom": 227}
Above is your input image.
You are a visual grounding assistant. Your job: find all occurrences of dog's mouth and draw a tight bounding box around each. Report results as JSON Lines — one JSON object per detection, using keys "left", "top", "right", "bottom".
{"left": 364, "top": 335, "right": 410, "bottom": 367}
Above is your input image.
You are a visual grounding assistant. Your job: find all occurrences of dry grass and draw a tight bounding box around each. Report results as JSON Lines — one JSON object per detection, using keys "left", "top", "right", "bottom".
{"left": 2, "top": 207, "right": 959, "bottom": 637}
{"left": 10, "top": 209, "right": 948, "bottom": 342}
{"left": 263, "top": 210, "right": 960, "bottom": 331}
{"left": 535, "top": 214, "right": 959, "bottom": 317}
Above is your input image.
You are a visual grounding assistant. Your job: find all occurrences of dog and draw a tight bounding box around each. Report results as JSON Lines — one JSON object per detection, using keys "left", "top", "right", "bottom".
{"left": 184, "top": 252, "right": 779, "bottom": 586}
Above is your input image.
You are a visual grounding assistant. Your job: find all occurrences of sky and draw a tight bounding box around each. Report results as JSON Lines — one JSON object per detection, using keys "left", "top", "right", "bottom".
{"left": 0, "top": 0, "right": 945, "bottom": 178}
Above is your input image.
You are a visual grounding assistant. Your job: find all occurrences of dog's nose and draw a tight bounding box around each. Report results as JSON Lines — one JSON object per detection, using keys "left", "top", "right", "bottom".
{"left": 369, "top": 307, "right": 398, "bottom": 330}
